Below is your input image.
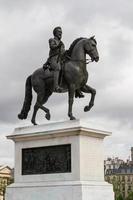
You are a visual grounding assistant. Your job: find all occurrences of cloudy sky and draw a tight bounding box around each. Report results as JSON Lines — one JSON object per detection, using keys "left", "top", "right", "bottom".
{"left": 0, "top": 0, "right": 133, "bottom": 167}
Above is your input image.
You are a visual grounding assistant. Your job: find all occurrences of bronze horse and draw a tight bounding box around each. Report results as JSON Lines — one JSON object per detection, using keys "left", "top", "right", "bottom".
{"left": 18, "top": 37, "right": 99, "bottom": 125}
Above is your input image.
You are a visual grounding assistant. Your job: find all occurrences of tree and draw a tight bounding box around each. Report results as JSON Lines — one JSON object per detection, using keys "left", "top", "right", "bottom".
{"left": 0, "top": 177, "right": 13, "bottom": 200}
{"left": 126, "top": 191, "right": 133, "bottom": 200}
{"left": 116, "top": 193, "right": 124, "bottom": 200}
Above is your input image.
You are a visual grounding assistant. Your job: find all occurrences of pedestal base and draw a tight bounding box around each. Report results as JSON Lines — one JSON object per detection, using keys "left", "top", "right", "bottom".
{"left": 5, "top": 120, "right": 114, "bottom": 200}
{"left": 6, "top": 181, "right": 114, "bottom": 200}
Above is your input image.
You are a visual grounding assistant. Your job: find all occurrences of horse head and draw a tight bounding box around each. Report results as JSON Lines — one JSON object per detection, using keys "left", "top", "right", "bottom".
{"left": 84, "top": 36, "right": 99, "bottom": 62}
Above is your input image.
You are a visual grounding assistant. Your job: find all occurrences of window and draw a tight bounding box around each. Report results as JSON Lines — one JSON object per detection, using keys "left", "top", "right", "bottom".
{"left": 127, "top": 176, "right": 130, "bottom": 182}
{"left": 122, "top": 176, "right": 125, "bottom": 181}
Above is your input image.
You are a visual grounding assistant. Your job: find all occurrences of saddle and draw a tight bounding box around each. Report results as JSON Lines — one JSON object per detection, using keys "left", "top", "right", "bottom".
{"left": 43, "top": 52, "right": 84, "bottom": 98}
{"left": 43, "top": 50, "right": 70, "bottom": 71}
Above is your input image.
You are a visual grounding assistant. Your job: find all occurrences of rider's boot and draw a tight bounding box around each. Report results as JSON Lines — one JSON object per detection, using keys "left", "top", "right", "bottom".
{"left": 43, "top": 59, "right": 50, "bottom": 71}
{"left": 54, "top": 70, "right": 63, "bottom": 92}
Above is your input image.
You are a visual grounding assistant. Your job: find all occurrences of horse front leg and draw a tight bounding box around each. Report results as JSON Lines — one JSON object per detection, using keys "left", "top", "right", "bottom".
{"left": 81, "top": 84, "right": 96, "bottom": 112}
{"left": 68, "top": 85, "right": 76, "bottom": 120}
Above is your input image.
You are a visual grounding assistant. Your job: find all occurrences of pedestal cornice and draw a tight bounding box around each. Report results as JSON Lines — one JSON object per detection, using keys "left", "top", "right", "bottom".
{"left": 7, "top": 119, "right": 111, "bottom": 142}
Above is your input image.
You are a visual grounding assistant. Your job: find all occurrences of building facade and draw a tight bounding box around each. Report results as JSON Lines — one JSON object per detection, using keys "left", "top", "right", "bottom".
{"left": 104, "top": 157, "right": 124, "bottom": 174}
{"left": 0, "top": 166, "right": 13, "bottom": 200}
{"left": 105, "top": 164, "right": 133, "bottom": 199}
{"left": 105, "top": 149, "right": 133, "bottom": 199}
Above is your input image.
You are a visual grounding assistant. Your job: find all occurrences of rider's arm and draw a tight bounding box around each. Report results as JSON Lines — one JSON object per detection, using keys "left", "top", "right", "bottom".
{"left": 49, "top": 38, "right": 60, "bottom": 50}
{"left": 61, "top": 43, "right": 65, "bottom": 54}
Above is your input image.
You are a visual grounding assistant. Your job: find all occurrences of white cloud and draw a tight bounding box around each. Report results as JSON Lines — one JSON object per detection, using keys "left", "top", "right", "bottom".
{"left": 0, "top": 0, "right": 133, "bottom": 166}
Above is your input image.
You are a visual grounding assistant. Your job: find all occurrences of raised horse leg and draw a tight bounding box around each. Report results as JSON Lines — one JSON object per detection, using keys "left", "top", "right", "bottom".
{"left": 31, "top": 91, "right": 51, "bottom": 125}
{"left": 81, "top": 84, "right": 96, "bottom": 112}
{"left": 68, "top": 84, "right": 76, "bottom": 120}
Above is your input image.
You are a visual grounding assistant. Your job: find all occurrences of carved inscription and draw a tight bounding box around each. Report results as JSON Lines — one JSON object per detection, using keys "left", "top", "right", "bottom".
{"left": 22, "top": 144, "right": 71, "bottom": 175}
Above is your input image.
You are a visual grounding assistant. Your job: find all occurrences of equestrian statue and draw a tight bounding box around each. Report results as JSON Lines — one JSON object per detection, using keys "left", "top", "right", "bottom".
{"left": 18, "top": 27, "right": 99, "bottom": 125}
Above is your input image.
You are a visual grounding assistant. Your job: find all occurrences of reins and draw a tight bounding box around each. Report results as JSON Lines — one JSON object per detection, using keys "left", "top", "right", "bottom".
{"left": 86, "top": 59, "right": 93, "bottom": 64}
{"left": 66, "top": 55, "right": 92, "bottom": 65}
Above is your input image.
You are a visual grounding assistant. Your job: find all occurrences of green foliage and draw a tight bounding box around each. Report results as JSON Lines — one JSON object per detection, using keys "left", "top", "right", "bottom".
{"left": 116, "top": 193, "right": 124, "bottom": 200}
{"left": 126, "top": 191, "right": 133, "bottom": 200}
{"left": 105, "top": 175, "right": 133, "bottom": 200}
{"left": 0, "top": 177, "right": 13, "bottom": 200}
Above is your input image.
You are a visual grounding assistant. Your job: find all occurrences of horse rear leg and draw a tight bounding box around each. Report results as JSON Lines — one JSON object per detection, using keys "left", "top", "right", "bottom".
{"left": 39, "top": 104, "right": 50, "bottom": 121}
{"left": 31, "top": 92, "right": 51, "bottom": 125}
{"left": 81, "top": 84, "right": 96, "bottom": 112}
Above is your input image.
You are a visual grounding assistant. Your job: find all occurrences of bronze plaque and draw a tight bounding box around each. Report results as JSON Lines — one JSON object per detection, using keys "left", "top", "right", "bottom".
{"left": 22, "top": 144, "right": 71, "bottom": 175}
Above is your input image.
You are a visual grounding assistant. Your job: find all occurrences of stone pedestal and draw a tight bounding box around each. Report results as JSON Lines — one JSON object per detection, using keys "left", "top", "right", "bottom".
{"left": 5, "top": 120, "right": 114, "bottom": 200}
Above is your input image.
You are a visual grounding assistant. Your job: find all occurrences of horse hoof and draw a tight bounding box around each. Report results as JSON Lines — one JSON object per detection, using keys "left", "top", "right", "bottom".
{"left": 18, "top": 112, "right": 27, "bottom": 119}
{"left": 18, "top": 113, "right": 23, "bottom": 120}
{"left": 84, "top": 103, "right": 94, "bottom": 112}
{"left": 45, "top": 113, "right": 51, "bottom": 120}
{"left": 18, "top": 113, "right": 26, "bottom": 120}
{"left": 70, "top": 116, "right": 76, "bottom": 120}
{"left": 84, "top": 106, "right": 90, "bottom": 112}
{"left": 31, "top": 120, "right": 38, "bottom": 125}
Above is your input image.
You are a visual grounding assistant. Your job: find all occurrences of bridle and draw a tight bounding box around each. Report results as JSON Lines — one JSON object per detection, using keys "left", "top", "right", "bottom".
{"left": 66, "top": 40, "right": 96, "bottom": 65}
{"left": 66, "top": 56, "right": 93, "bottom": 65}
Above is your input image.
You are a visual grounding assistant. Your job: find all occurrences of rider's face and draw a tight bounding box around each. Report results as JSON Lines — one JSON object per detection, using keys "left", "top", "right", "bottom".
{"left": 55, "top": 29, "right": 62, "bottom": 39}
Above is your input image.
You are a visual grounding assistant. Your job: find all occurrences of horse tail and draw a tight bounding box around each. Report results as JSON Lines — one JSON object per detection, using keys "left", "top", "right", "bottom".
{"left": 18, "top": 75, "right": 32, "bottom": 120}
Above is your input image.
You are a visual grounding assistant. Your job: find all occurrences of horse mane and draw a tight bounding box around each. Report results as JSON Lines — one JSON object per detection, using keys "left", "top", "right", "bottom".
{"left": 67, "top": 37, "right": 85, "bottom": 56}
